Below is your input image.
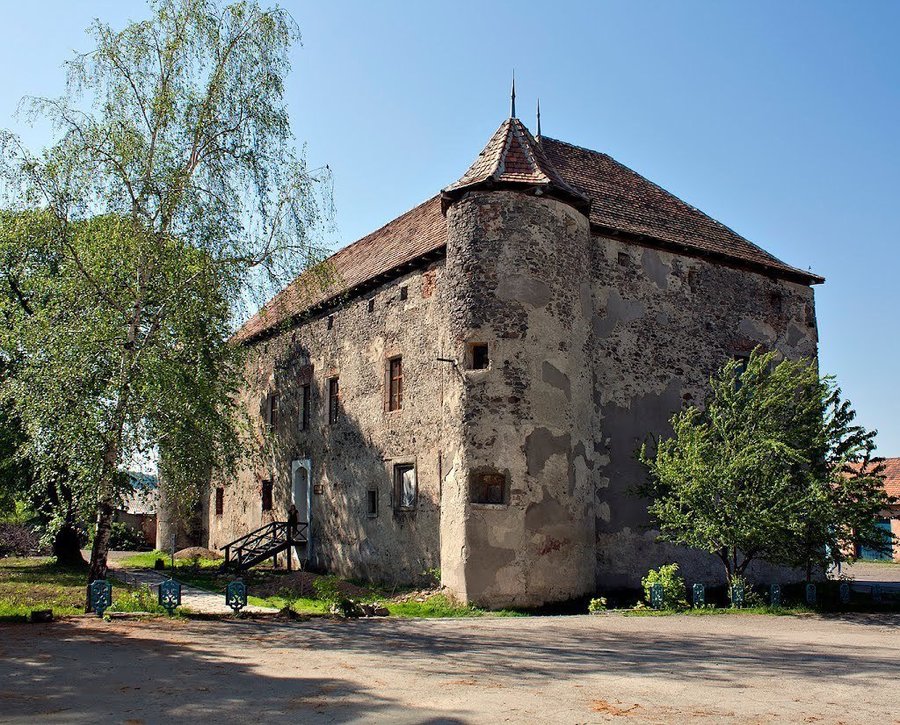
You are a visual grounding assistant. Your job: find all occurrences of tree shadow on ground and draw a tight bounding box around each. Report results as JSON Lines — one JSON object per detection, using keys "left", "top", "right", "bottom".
{"left": 240, "top": 613, "right": 899, "bottom": 685}
{"left": 1, "top": 613, "right": 896, "bottom": 722}
{"left": 0, "top": 618, "right": 467, "bottom": 723}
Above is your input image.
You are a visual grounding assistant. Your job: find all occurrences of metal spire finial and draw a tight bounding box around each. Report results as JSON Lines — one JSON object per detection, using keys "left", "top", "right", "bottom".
{"left": 536, "top": 98, "right": 541, "bottom": 138}
{"left": 510, "top": 71, "right": 516, "bottom": 118}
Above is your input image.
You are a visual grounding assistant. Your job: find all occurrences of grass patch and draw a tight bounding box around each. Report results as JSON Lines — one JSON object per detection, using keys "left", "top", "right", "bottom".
{"left": 117, "top": 554, "right": 525, "bottom": 618}
{"left": 0, "top": 557, "right": 90, "bottom": 620}
{"left": 120, "top": 550, "right": 222, "bottom": 570}
{"left": 106, "top": 587, "right": 168, "bottom": 615}
{"left": 253, "top": 595, "right": 329, "bottom": 615}
{"left": 385, "top": 594, "right": 524, "bottom": 618}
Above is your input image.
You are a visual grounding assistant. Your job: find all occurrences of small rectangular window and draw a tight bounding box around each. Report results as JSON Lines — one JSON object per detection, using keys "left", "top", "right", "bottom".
{"left": 366, "top": 489, "right": 378, "bottom": 518}
{"left": 388, "top": 357, "right": 403, "bottom": 411}
{"left": 215, "top": 488, "right": 224, "bottom": 516}
{"left": 393, "top": 464, "right": 416, "bottom": 511}
{"left": 300, "top": 384, "right": 311, "bottom": 431}
{"left": 399, "top": 286, "right": 408, "bottom": 301}
{"left": 327, "top": 315, "right": 334, "bottom": 330}
{"left": 471, "top": 471, "right": 507, "bottom": 504}
{"left": 470, "top": 343, "right": 489, "bottom": 370}
{"left": 367, "top": 298, "right": 375, "bottom": 313}
{"left": 266, "top": 393, "right": 279, "bottom": 428}
{"left": 261, "top": 480, "right": 273, "bottom": 511}
{"left": 328, "top": 377, "right": 339, "bottom": 424}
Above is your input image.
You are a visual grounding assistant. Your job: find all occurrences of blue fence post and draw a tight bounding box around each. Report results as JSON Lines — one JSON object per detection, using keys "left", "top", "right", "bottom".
{"left": 692, "top": 583, "right": 705, "bottom": 608}
{"left": 769, "top": 584, "right": 781, "bottom": 607}
{"left": 158, "top": 578, "right": 182, "bottom": 615}
{"left": 89, "top": 579, "right": 112, "bottom": 617}
{"left": 650, "top": 582, "right": 664, "bottom": 610}
{"left": 839, "top": 581, "right": 850, "bottom": 605}
{"left": 226, "top": 579, "right": 248, "bottom": 614}
{"left": 805, "top": 583, "right": 817, "bottom": 606}
{"left": 730, "top": 583, "right": 744, "bottom": 609}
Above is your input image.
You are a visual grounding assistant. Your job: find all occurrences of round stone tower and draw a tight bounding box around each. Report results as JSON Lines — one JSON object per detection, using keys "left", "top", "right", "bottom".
{"left": 439, "top": 117, "right": 596, "bottom": 608}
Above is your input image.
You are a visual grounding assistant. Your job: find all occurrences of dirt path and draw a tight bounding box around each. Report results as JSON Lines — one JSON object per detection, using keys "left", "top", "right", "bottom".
{"left": 1, "top": 612, "right": 898, "bottom": 723}
{"left": 109, "top": 568, "right": 275, "bottom": 615}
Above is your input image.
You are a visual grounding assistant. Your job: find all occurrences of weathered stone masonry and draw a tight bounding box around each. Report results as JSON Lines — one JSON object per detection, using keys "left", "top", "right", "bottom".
{"left": 202, "top": 115, "right": 822, "bottom": 607}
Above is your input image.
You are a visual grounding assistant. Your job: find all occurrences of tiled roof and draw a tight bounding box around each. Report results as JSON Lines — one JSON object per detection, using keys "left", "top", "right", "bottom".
{"left": 882, "top": 458, "right": 900, "bottom": 499}
{"left": 234, "top": 196, "right": 446, "bottom": 342}
{"left": 442, "top": 118, "right": 589, "bottom": 212}
{"left": 845, "top": 458, "right": 900, "bottom": 500}
{"left": 540, "top": 137, "right": 822, "bottom": 284}
{"left": 236, "top": 119, "right": 822, "bottom": 343}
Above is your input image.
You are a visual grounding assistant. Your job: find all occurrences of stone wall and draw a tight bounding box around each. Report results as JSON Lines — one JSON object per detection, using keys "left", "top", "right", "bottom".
{"left": 206, "top": 186, "right": 821, "bottom": 603}
{"left": 441, "top": 191, "right": 596, "bottom": 608}
{"left": 205, "top": 260, "right": 456, "bottom": 586}
{"left": 588, "top": 235, "right": 819, "bottom": 587}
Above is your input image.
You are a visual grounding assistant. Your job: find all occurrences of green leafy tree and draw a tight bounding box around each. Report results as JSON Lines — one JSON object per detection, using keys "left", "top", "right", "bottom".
{"left": 639, "top": 349, "right": 894, "bottom": 583}
{"left": 0, "top": 0, "right": 331, "bottom": 603}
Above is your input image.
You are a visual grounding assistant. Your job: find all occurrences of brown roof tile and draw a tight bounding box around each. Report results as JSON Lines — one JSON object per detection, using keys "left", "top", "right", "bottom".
{"left": 846, "top": 458, "right": 900, "bottom": 499}
{"left": 234, "top": 196, "right": 446, "bottom": 343}
{"left": 882, "top": 458, "right": 900, "bottom": 499}
{"left": 236, "top": 119, "right": 822, "bottom": 343}
{"left": 442, "top": 118, "right": 589, "bottom": 212}
{"left": 541, "top": 136, "right": 822, "bottom": 284}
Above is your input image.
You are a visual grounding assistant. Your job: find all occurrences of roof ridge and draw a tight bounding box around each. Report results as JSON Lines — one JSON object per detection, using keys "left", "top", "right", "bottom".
{"left": 508, "top": 120, "right": 551, "bottom": 184}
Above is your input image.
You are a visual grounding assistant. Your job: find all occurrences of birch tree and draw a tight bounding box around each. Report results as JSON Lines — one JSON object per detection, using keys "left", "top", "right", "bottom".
{"left": 0, "top": 0, "right": 331, "bottom": 602}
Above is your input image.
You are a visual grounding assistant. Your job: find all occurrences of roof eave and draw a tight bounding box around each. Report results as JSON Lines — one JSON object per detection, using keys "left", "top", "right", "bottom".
{"left": 441, "top": 181, "right": 592, "bottom": 216}
{"left": 592, "top": 223, "right": 824, "bottom": 286}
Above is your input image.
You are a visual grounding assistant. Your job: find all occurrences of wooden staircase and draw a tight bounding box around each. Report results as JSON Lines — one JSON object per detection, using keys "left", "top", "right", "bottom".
{"left": 221, "top": 521, "right": 308, "bottom": 572}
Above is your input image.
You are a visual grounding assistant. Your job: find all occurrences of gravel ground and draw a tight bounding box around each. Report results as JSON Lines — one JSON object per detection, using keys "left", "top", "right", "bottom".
{"left": 1, "top": 612, "right": 898, "bottom": 724}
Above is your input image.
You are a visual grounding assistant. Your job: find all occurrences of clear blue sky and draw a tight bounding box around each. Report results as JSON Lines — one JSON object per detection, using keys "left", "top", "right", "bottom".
{"left": 2, "top": 2, "right": 898, "bottom": 453}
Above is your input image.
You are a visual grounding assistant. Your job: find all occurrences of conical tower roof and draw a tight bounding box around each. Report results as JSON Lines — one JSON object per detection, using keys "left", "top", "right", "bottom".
{"left": 441, "top": 117, "right": 591, "bottom": 214}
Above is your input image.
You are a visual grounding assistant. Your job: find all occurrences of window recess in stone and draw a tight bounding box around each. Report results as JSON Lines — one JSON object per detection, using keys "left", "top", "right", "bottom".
{"left": 327, "top": 315, "right": 334, "bottom": 330}
{"left": 366, "top": 488, "right": 378, "bottom": 518}
{"left": 261, "top": 480, "right": 273, "bottom": 511}
{"left": 266, "top": 393, "right": 279, "bottom": 428}
{"left": 387, "top": 356, "right": 403, "bottom": 411}
{"left": 367, "top": 298, "right": 375, "bottom": 313}
{"left": 215, "top": 487, "right": 224, "bottom": 516}
{"left": 467, "top": 343, "right": 489, "bottom": 370}
{"left": 470, "top": 470, "right": 508, "bottom": 505}
{"left": 299, "top": 384, "right": 311, "bottom": 431}
{"left": 399, "top": 285, "right": 408, "bottom": 301}
{"left": 392, "top": 463, "right": 417, "bottom": 512}
{"left": 328, "top": 377, "right": 340, "bottom": 425}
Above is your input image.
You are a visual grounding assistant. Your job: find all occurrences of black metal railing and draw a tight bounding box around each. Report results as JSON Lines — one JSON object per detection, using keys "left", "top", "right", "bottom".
{"left": 222, "top": 520, "right": 308, "bottom": 572}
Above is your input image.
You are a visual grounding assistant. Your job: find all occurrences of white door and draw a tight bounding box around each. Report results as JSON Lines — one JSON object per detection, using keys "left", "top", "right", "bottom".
{"left": 291, "top": 459, "right": 310, "bottom": 522}
{"left": 290, "top": 459, "right": 311, "bottom": 567}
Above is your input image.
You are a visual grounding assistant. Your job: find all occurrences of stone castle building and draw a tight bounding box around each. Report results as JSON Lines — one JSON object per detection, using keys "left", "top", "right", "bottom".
{"left": 202, "top": 110, "right": 822, "bottom": 608}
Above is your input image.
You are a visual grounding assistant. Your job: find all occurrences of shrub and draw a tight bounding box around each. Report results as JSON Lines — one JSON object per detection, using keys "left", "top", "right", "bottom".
{"left": 588, "top": 597, "right": 608, "bottom": 613}
{"left": 313, "top": 575, "right": 358, "bottom": 617}
{"left": 641, "top": 564, "right": 687, "bottom": 609}
{"left": 0, "top": 522, "right": 44, "bottom": 557}
{"left": 93, "top": 521, "right": 151, "bottom": 551}
{"left": 728, "top": 574, "right": 765, "bottom": 608}
{"left": 106, "top": 587, "right": 166, "bottom": 614}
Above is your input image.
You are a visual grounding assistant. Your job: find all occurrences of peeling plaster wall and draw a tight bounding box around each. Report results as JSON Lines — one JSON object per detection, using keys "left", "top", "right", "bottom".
{"left": 442, "top": 191, "right": 596, "bottom": 608}
{"left": 205, "top": 261, "right": 455, "bottom": 586}
{"left": 204, "top": 186, "right": 821, "bottom": 603}
{"left": 590, "top": 239, "right": 819, "bottom": 588}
